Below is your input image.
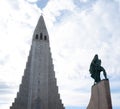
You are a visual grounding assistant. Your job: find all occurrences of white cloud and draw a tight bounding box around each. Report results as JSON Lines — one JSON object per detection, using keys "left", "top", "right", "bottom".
{"left": 80, "top": 0, "right": 89, "bottom": 2}
{"left": 0, "top": 0, "right": 120, "bottom": 109}
{"left": 26, "top": 0, "right": 38, "bottom": 3}
{"left": 45, "top": 0, "right": 120, "bottom": 107}
{"left": 42, "top": 0, "right": 76, "bottom": 27}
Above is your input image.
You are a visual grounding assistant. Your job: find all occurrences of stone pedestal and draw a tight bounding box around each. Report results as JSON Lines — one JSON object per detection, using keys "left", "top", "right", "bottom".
{"left": 87, "top": 79, "right": 112, "bottom": 109}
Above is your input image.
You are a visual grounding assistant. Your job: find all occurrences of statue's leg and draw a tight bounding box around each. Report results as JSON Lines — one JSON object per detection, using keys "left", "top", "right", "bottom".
{"left": 96, "top": 72, "right": 101, "bottom": 83}
{"left": 94, "top": 72, "right": 97, "bottom": 83}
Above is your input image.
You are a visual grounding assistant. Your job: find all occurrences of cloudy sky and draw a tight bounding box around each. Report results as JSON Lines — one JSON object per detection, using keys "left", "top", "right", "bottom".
{"left": 0, "top": 0, "right": 120, "bottom": 109}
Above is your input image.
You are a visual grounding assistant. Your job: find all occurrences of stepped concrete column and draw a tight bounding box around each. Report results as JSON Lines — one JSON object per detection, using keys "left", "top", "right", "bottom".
{"left": 10, "top": 15, "right": 64, "bottom": 109}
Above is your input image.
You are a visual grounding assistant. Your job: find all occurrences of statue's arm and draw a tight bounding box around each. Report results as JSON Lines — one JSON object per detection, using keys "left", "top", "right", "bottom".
{"left": 101, "top": 67, "right": 107, "bottom": 79}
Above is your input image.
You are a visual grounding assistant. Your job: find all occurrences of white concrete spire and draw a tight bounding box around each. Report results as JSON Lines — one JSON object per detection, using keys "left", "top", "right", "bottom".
{"left": 10, "top": 15, "right": 64, "bottom": 109}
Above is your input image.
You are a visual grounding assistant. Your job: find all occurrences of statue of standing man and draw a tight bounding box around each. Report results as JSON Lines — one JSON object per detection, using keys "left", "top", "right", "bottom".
{"left": 89, "top": 54, "right": 107, "bottom": 84}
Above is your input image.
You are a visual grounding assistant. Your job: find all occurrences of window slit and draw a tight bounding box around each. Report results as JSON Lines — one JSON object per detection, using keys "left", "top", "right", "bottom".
{"left": 40, "top": 33, "right": 43, "bottom": 40}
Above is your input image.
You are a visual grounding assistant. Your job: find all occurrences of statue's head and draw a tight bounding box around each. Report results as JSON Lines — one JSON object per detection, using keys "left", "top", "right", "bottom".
{"left": 94, "top": 54, "right": 98, "bottom": 60}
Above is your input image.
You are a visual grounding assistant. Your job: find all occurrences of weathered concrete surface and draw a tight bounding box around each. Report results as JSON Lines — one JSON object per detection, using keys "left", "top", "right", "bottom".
{"left": 87, "top": 79, "right": 112, "bottom": 109}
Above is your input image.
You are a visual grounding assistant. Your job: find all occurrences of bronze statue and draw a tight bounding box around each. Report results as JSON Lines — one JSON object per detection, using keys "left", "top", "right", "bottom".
{"left": 89, "top": 54, "right": 107, "bottom": 84}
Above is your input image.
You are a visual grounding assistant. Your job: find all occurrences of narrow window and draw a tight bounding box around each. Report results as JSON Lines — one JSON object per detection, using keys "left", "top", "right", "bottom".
{"left": 35, "top": 34, "right": 38, "bottom": 39}
{"left": 40, "top": 33, "right": 43, "bottom": 40}
{"left": 44, "top": 35, "right": 47, "bottom": 40}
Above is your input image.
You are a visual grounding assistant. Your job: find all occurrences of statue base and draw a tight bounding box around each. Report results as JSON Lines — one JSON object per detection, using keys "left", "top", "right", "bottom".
{"left": 87, "top": 79, "right": 112, "bottom": 109}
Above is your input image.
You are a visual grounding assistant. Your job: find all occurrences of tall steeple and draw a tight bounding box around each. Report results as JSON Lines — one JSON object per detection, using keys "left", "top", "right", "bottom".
{"left": 10, "top": 15, "right": 65, "bottom": 109}
{"left": 33, "top": 15, "right": 49, "bottom": 42}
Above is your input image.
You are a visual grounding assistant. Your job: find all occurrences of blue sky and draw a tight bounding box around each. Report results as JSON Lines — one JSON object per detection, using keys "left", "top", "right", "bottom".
{"left": 0, "top": 0, "right": 120, "bottom": 109}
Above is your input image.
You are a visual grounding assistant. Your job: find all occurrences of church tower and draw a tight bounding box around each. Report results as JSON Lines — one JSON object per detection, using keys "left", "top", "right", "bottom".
{"left": 10, "top": 15, "right": 65, "bottom": 109}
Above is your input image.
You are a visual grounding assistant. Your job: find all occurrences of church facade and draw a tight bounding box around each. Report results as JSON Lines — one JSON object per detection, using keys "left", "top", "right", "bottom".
{"left": 10, "top": 15, "right": 64, "bottom": 109}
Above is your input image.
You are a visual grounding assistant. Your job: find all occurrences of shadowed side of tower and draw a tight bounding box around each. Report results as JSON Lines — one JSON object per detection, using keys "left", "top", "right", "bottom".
{"left": 10, "top": 15, "right": 65, "bottom": 109}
